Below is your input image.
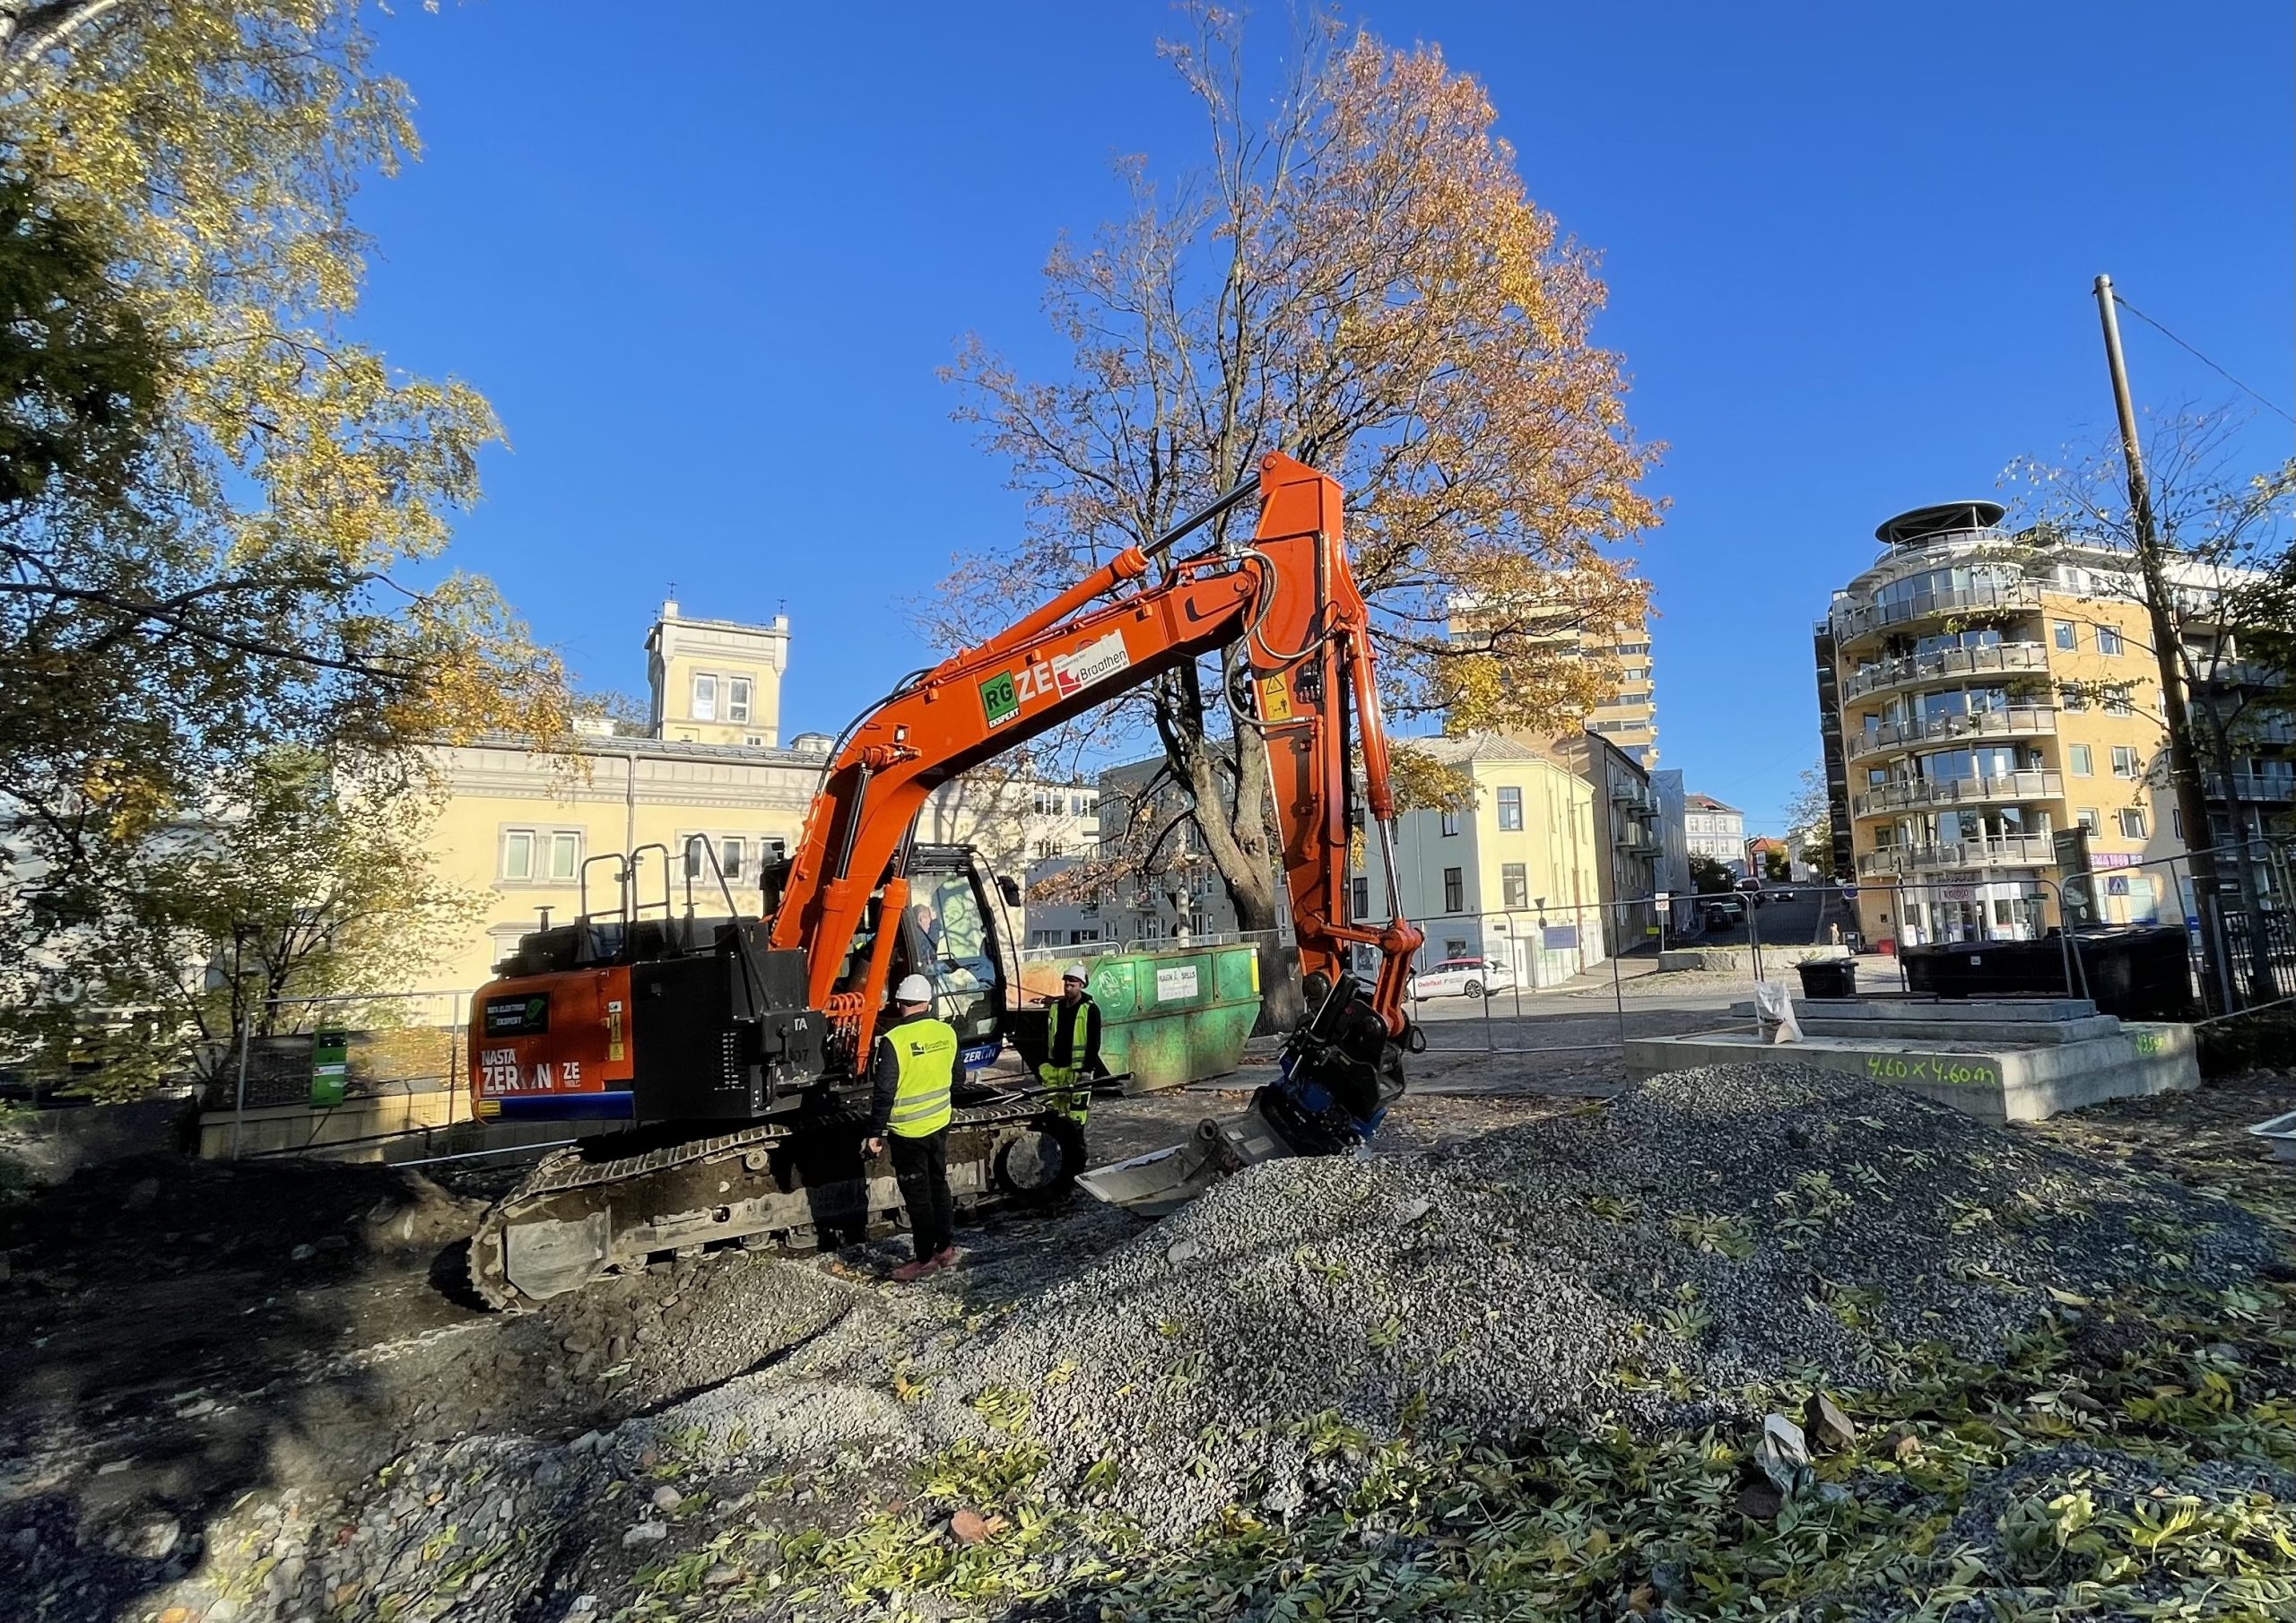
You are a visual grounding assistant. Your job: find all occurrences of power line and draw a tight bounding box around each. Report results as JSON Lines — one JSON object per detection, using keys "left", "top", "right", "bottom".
{"left": 2110, "top": 291, "right": 2296, "bottom": 428}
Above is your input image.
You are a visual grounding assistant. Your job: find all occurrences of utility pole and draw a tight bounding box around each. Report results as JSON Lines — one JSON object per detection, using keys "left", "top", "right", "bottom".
{"left": 2092, "top": 274, "right": 2258, "bottom": 1010}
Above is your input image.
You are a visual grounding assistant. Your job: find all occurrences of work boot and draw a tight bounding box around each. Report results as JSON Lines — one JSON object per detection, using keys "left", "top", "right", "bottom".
{"left": 929, "top": 1245, "right": 959, "bottom": 1272}
{"left": 891, "top": 1254, "right": 938, "bottom": 1283}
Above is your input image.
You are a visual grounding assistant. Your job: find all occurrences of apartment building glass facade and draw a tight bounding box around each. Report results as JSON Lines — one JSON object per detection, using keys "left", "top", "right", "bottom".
{"left": 1814, "top": 499, "right": 2291, "bottom": 947}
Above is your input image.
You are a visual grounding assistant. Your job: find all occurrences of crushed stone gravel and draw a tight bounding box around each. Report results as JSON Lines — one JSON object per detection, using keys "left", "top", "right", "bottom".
{"left": 46, "top": 1065, "right": 2289, "bottom": 1620}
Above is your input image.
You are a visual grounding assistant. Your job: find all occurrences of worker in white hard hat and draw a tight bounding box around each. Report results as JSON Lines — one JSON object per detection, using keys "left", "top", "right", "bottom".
{"left": 1038, "top": 968, "right": 1105, "bottom": 1128}
{"left": 864, "top": 973, "right": 963, "bottom": 1281}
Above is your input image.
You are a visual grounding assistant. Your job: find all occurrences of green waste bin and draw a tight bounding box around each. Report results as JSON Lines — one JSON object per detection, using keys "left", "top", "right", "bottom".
{"left": 1018, "top": 943, "right": 1263, "bottom": 1093}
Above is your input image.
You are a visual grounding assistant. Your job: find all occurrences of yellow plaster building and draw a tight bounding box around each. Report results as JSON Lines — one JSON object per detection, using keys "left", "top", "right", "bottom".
{"left": 413, "top": 603, "right": 1096, "bottom": 999}
{"left": 1352, "top": 734, "right": 1607, "bottom": 986}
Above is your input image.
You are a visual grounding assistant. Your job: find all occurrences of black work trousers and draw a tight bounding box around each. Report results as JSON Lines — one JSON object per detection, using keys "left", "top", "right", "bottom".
{"left": 888, "top": 1127, "right": 955, "bottom": 1261}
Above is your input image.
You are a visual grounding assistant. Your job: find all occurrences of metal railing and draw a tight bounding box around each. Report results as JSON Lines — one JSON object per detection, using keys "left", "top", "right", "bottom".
{"left": 1840, "top": 641, "right": 2053, "bottom": 701}
{"left": 1831, "top": 580, "right": 2042, "bottom": 641}
{"left": 1857, "top": 834, "right": 2057, "bottom": 877}
{"left": 1844, "top": 705, "right": 2059, "bottom": 761}
{"left": 2223, "top": 773, "right": 2296, "bottom": 803}
{"left": 1851, "top": 770, "right": 2065, "bottom": 817}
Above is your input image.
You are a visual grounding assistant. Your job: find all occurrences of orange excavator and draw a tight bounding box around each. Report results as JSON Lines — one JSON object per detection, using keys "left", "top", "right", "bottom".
{"left": 462, "top": 453, "right": 1424, "bottom": 1307}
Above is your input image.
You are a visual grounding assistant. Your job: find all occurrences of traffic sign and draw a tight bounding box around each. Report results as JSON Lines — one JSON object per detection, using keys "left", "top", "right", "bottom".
{"left": 1841, "top": 886, "right": 1858, "bottom": 903}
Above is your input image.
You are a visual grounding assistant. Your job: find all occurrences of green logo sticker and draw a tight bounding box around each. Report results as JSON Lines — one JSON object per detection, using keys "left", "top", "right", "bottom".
{"left": 980, "top": 671, "right": 1020, "bottom": 729}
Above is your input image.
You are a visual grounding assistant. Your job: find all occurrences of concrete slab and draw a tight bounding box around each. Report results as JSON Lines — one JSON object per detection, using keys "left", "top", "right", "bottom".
{"left": 1725, "top": 998, "right": 2122, "bottom": 1046}
{"left": 1658, "top": 944, "right": 1847, "bottom": 972}
{"left": 1622, "top": 1021, "right": 2197, "bottom": 1124}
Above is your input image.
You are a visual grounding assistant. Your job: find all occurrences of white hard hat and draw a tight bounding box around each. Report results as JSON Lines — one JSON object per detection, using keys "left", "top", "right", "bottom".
{"left": 893, "top": 974, "right": 934, "bottom": 1003}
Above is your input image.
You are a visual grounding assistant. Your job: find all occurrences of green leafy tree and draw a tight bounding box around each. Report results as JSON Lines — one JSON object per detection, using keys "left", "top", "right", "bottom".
{"left": 1688, "top": 854, "right": 1735, "bottom": 898}
{"left": 0, "top": 4, "right": 569, "bottom": 1075}
{"left": 16, "top": 748, "right": 479, "bottom": 1095}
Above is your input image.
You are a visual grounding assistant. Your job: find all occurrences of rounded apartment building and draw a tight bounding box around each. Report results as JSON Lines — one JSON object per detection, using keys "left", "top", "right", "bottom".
{"left": 1821, "top": 500, "right": 2170, "bottom": 948}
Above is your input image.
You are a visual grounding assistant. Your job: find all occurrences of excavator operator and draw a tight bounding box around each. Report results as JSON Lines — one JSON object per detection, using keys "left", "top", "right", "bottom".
{"left": 1038, "top": 968, "right": 1105, "bottom": 1128}
{"left": 863, "top": 974, "right": 962, "bottom": 1282}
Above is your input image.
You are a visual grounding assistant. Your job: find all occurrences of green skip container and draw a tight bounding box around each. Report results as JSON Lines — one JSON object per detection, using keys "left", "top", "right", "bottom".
{"left": 1063, "top": 943, "right": 1263, "bottom": 1092}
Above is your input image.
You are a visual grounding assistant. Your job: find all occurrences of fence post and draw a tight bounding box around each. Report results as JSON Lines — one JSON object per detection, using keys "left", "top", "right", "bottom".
{"left": 230, "top": 1007, "right": 257, "bottom": 1160}
{"left": 1610, "top": 898, "right": 1628, "bottom": 1051}
{"left": 1746, "top": 881, "right": 1764, "bottom": 986}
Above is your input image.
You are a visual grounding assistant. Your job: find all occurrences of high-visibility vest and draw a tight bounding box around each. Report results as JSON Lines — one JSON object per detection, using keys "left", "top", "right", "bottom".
{"left": 883, "top": 1015, "right": 958, "bottom": 1138}
{"left": 1048, "top": 997, "right": 1100, "bottom": 1071}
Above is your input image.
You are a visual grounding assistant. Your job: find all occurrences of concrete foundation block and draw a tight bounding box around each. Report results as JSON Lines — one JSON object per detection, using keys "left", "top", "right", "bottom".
{"left": 1623, "top": 1022, "right": 2198, "bottom": 1124}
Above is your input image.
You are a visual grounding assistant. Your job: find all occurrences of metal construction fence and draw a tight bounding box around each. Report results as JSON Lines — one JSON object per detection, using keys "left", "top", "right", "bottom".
{"left": 213, "top": 989, "right": 471, "bottom": 1159}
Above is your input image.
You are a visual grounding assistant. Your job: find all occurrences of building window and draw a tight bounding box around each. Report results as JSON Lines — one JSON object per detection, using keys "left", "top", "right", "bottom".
{"left": 1500, "top": 863, "right": 1529, "bottom": 909}
{"left": 691, "top": 673, "right": 718, "bottom": 721}
{"left": 2068, "top": 744, "right": 2092, "bottom": 776}
{"left": 720, "top": 838, "right": 745, "bottom": 881}
{"left": 2118, "top": 807, "right": 2148, "bottom": 840}
{"left": 2096, "top": 626, "right": 2123, "bottom": 656}
{"left": 1032, "top": 837, "right": 1065, "bottom": 860}
{"left": 2077, "top": 807, "right": 2101, "bottom": 833}
{"left": 2053, "top": 621, "right": 2076, "bottom": 650}
{"left": 2172, "top": 809, "right": 2184, "bottom": 840}
{"left": 2103, "top": 687, "right": 2134, "bottom": 716}
{"left": 1442, "top": 867, "right": 1464, "bottom": 912}
{"left": 2111, "top": 745, "right": 2140, "bottom": 778}
{"left": 727, "top": 676, "right": 752, "bottom": 722}
{"left": 1352, "top": 876, "right": 1370, "bottom": 919}
{"left": 1497, "top": 786, "right": 1523, "bottom": 830}
{"left": 501, "top": 829, "right": 535, "bottom": 881}
{"left": 744, "top": 733, "right": 764, "bottom": 747}
{"left": 2059, "top": 684, "right": 2088, "bottom": 712}
{"left": 1439, "top": 810, "right": 1461, "bottom": 838}
{"left": 548, "top": 830, "right": 580, "bottom": 881}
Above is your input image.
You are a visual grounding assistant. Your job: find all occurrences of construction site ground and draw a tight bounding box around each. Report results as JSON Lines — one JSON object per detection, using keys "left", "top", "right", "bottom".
{"left": 3, "top": 1058, "right": 2293, "bottom": 1622}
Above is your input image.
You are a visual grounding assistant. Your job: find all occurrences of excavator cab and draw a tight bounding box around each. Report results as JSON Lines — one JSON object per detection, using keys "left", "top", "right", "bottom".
{"left": 831, "top": 845, "right": 1019, "bottom": 1075}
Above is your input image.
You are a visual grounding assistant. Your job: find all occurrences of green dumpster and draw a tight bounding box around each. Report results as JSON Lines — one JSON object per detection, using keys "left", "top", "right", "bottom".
{"left": 1028, "top": 943, "right": 1262, "bottom": 1092}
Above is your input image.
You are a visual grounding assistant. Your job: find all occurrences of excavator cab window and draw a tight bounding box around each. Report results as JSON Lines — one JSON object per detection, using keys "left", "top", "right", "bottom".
{"left": 903, "top": 870, "right": 999, "bottom": 1048}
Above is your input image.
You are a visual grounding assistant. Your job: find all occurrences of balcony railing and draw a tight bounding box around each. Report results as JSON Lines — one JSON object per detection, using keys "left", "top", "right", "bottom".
{"left": 1843, "top": 706, "right": 2058, "bottom": 762}
{"left": 1840, "top": 641, "right": 2052, "bottom": 701}
{"left": 1851, "top": 770, "right": 2065, "bottom": 818}
{"left": 1856, "top": 833, "right": 2057, "bottom": 877}
{"left": 2222, "top": 773, "right": 2296, "bottom": 803}
{"left": 1830, "top": 580, "right": 2042, "bottom": 643}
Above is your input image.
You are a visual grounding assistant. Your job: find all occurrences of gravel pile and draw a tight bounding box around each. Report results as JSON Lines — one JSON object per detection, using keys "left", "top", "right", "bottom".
{"left": 100, "top": 1065, "right": 2285, "bottom": 1619}
{"left": 904, "top": 1063, "right": 2274, "bottom": 1535}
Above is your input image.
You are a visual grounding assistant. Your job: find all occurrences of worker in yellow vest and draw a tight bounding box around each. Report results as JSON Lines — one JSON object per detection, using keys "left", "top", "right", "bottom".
{"left": 863, "top": 974, "right": 962, "bottom": 1281}
{"left": 1037, "top": 968, "right": 1105, "bottom": 1127}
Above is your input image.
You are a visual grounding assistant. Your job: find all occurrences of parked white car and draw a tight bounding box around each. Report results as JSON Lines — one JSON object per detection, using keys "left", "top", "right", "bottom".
{"left": 1407, "top": 956, "right": 1518, "bottom": 1000}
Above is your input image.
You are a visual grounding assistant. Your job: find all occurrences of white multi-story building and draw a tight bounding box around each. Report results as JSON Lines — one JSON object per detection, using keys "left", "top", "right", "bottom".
{"left": 1683, "top": 794, "right": 1747, "bottom": 872}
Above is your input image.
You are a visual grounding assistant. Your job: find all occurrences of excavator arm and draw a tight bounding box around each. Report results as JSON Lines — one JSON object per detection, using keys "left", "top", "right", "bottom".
{"left": 770, "top": 451, "right": 1424, "bottom": 1087}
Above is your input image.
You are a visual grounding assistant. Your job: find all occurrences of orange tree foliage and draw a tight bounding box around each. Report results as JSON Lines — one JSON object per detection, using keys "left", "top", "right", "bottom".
{"left": 942, "top": 12, "right": 1660, "bottom": 1011}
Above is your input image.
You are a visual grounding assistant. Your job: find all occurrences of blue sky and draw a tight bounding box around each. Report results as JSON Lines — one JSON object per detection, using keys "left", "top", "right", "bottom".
{"left": 350, "top": 1, "right": 2294, "bottom": 832}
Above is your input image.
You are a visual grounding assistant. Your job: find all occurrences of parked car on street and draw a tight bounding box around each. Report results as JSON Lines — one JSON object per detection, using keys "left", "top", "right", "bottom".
{"left": 1407, "top": 956, "right": 1518, "bottom": 1000}
{"left": 1703, "top": 898, "right": 1746, "bottom": 931}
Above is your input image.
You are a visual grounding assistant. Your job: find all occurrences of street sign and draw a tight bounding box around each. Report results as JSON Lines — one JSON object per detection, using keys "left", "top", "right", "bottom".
{"left": 1840, "top": 886, "right": 1858, "bottom": 903}
{"left": 1654, "top": 891, "right": 1670, "bottom": 908}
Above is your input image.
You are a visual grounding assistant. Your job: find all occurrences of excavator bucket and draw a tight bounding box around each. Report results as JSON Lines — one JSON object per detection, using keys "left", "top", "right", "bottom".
{"left": 1075, "top": 1101, "right": 1300, "bottom": 1219}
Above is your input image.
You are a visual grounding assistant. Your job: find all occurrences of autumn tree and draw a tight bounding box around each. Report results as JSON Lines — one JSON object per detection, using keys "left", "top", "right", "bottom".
{"left": 0, "top": 1, "right": 567, "bottom": 823}
{"left": 942, "top": 13, "right": 1659, "bottom": 1019}
{"left": 2007, "top": 408, "right": 2293, "bottom": 1003}
{"left": 13, "top": 748, "right": 480, "bottom": 1095}
{"left": 0, "top": 4, "right": 569, "bottom": 1066}
{"left": 1781, "top": 761, "right": 1837, "bottom": 872}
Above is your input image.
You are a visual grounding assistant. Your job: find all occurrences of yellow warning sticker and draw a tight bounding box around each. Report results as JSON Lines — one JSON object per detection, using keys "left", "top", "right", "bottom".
{"left": 1259, "top": 674, "right": 1294, "bottom": 723}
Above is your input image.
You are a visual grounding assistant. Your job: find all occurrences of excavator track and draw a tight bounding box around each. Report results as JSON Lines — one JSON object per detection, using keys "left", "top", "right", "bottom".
{"left": 465, "top": 1096, "right": 1085, "bottom": 1310}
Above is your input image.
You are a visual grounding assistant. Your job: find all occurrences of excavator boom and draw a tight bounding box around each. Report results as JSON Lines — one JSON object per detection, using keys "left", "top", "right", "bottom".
{"left": 775, "top": 451, "right": 1423, "bottom": 1072}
